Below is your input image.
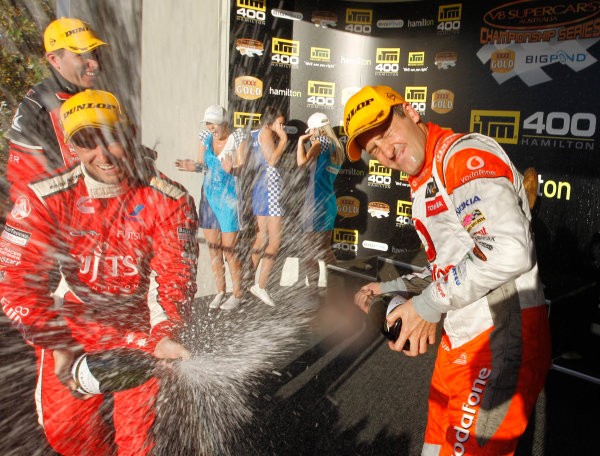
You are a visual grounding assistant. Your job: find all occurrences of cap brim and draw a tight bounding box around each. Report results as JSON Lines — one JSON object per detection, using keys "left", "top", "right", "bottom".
{"left": 345, "top": 114, "right": 391, "bottom": 162}
{"left": 65, "top": 124, "right": 118, "bottom": 143}
{"left": 346, "top": 137, "right": 363, "bottom": 162}
{"left": 67, "top": 39, "right": 107, "bottom": 54}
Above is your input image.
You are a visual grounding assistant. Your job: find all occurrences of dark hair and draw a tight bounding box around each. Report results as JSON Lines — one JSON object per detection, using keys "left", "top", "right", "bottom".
{"left": 392, "top": 104, "right": 407, "bottom": 118}
{"left": 261, "top": 105, "right": 284, "bottom": 126}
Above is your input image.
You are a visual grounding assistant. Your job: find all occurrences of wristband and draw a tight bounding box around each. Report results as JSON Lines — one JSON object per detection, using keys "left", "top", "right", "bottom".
{"left": 195, "top": 163, "right": 205, "bottom": 173}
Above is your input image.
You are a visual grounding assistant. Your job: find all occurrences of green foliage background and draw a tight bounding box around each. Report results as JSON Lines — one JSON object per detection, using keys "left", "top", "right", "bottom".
{"left": 0, "top": 0, "right": 54, "bottom": 170}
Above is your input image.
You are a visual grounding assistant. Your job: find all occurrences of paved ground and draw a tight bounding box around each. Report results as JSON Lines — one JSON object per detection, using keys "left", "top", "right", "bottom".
{"left": 1, "top": 265, "right": 598, "bottom": 455}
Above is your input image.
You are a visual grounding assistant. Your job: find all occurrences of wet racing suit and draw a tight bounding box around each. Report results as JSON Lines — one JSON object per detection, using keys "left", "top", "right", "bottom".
{"left": 5, "top": 70, "right": 81, "bottom": 199}
{"left": 0, "top": 163, "right": 198, "bottom": 456}
{"left": 379, "top": 123, "right": 551, "bottom": 456}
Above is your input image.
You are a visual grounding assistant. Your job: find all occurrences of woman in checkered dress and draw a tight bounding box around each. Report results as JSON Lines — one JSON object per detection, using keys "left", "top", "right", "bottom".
{"left": 248, "top": 106, "right": 288, "bottom": 306}
{"left": 296, "top": 113, "right": 344, "bottom": 287}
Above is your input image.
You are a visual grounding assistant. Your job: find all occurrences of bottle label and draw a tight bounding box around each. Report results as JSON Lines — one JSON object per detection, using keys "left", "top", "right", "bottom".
{"left": 72, "top": 355, "right": 102, "bottom": 395}
{"left": 386, "top": 294, "right": 408, "bottom": 316}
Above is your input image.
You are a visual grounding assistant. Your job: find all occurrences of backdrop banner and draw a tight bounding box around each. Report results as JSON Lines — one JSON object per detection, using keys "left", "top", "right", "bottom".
{"left": 229, "top": 0, "right": 600, "bottom": 292}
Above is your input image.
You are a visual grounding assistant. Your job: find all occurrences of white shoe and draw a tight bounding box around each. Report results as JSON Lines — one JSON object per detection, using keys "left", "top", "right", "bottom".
{"left": 220, "top": 294, "right": 241, "bottom": 310}
{"left": 208, "top": 291, "right": 225, "bottom": 309}
{"left": 250, "top": 284, "right": 275, "bottom": 307}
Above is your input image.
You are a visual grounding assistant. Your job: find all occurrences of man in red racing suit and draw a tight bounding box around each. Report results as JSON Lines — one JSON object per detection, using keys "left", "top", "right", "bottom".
{"left": 346, "top": 86, "right": 551, "bottom": 456}
{"left": 0, "top": 90, "right": 198, "bottom": 455}
{"left": 5, "top": 17, "right": 107, "bottom": 200}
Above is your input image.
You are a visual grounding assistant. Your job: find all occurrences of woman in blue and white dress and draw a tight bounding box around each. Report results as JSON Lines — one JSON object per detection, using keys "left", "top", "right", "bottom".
{"left": 248, "top": 106, "right": 288, "bottom": 306}
{"left": 296, "top": 113, "right": 344, "bottom": 287}
{"left": 175, "top": 105, "right": 248, "bottom": 310}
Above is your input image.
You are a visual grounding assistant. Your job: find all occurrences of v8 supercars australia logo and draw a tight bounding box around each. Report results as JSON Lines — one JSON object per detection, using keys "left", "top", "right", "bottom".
{"left": 478, "top": 0, "right": 600, "bottom": 86}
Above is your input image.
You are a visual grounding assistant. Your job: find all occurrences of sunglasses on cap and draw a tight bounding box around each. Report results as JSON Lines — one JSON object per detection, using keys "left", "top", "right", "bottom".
{"left": 70, "top": 128, "right": 121, "bottom": 149}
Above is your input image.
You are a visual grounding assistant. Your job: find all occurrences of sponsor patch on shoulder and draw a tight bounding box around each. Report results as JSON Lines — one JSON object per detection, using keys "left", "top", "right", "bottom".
{"left": 177, "top": 227, "right": 195, "bottom": 242}
{"left": 1, "top": 225, "right": 31, "bottom": 247}
{"left": 426, "top": 195, "right": 448, "bottom": 216}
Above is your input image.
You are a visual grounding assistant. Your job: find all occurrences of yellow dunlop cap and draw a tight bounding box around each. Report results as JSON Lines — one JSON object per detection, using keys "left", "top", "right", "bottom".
{"left": 60, "top": 90, "right": 130, "bottom": 143}
{"left": 44, "top": 17, "right": 106, "bottom": 54}
{"left": 343, "top": 85, "right": 404, "bottom": 162}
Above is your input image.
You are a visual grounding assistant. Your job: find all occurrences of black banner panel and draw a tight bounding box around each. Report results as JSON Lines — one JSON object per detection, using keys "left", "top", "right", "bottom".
{"left": 229, "top": 0, "right": 600, "bottom": 289}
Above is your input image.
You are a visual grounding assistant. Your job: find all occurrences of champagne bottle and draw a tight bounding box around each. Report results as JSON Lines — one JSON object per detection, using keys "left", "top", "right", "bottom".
{"left": 368, "top": 292, "right": 411, "bottom": 350}
{"left": 71, "top": 347, "right": 158, "bottom": 395}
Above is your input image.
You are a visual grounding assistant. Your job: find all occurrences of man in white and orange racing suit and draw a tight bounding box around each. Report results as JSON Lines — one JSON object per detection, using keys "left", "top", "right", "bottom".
{"left": 4, "top": 17, "right": 107, "bottom": 200}
{"left": 0, "top": 90, "right": 198, "bottom": 456}
{"left": 346, "top": 86, "right": 551, "bottom": 456}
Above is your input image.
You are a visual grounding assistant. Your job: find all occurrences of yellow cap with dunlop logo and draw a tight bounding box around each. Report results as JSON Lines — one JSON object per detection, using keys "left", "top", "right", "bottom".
{"left": 60, "top": 90, "right": 130, "bottom": 143}
{"left": 343, "top": 85, "right": 405, "bottom": 162}
{"left": 44, "top": 17, "right": 106, "bottom": 54}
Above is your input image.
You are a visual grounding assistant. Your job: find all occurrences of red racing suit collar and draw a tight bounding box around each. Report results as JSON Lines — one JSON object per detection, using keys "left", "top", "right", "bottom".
{"left": 409, "top": 122, "right": 455, "bottom": 192}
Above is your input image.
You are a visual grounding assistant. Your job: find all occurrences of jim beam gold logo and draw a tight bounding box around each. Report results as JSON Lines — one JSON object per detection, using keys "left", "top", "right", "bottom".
{"left": 234, "top": 111, "right": 261, "bottom": 129}
{"left": 375, "top": 48, "right": 400, "bottom": 75}
{"left": 345, "top": 8, "right": 372, "bottom": 34}
{"left": 470, "top": 110, "right": 520, "bottom": 144}
{"left": 312, "top": 10, "right": 338, "bottom": 28}
{"left": 311, "top": 47, "right": 331, "bottom": 62}
{"left": 437, "top": 3, "right": 462, "bottom": 33}
{"left": 333, "top": 228, "right": 359, "bottom": 254}
{"left": 234, "top": 76, "right": 263, "bottom": 100}
{"left": 490, "top": 49, "right": 515, "bottom": 74}
{"left": 307, "top": 80, "right": 335, "bottom": 109}
{"left": 368, "top": 159, "right": 392, "bottom": 188}
{"left": 337, "top": 196, "right": 360, "bottom": 218}
{"left": 396, "top": 200, "right": 413, "bottom": 226}
{"left": 236, "top": 0, "right": 266, "bottom": 24}
{"left": 435, "top": 51, "right": 457, "bottom": 69}
{"left": 431, "top": 89, "right": 454, "bottom": 114}
{"left": 368, "top": 201, "right": 390, "bottom": 219}
{"left": 405, "top": 86, "right": 428, "bottom": 115}
{"left": 235, "top": 38, "right": 264, "bottom": 57}
{"left": 271, "top": 37, "right": 300, "bottom": 67}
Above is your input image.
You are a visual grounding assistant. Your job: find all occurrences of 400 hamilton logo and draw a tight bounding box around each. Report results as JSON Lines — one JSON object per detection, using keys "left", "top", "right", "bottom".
{"left": 332, "top": 228, "right": 359, "bottom": 254}
{"left": 345, "top": 8, "right": 373, "bottom": 34}
{"left": 368, "top": 160, "right": 392, "bottom": 188}
{"left": 520, "top": 111, "right": 596, "bottom": 151}
{"left": 271, "top": 37, "right": 300, "bottom": 68}
{"left": 405, "top": 86, "right": 428, "bottom": 115}
{"left": 307, "top": 80, "right": 335, "bottom": 109}
{"left": 396, "top": 200, "right": 413, "bottom": 227}
{"left": 234, "top": 111, "right": 261, "bottom": 129}
{"left": 470, "top": 110, "right": 520, "bottom": 144}
{"left": 236, "top": 0, "right": 266, "bottom": 24}
{"left": 437, "top": 3, "right": 462, "bottom": 34}
{"left": 375, "top": 48, "right": 400, "bottom": 75}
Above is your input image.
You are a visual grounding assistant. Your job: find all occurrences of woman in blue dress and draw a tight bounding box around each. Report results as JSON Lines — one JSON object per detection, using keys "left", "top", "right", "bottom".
{"left": 296, "top": 112, "right": 344, "bottom": 287}
{"left": 175, "top": 105, "right": 248, "bottom": 310}
{"left": 248, "top": 106, "right": 288, "bottom": 306}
